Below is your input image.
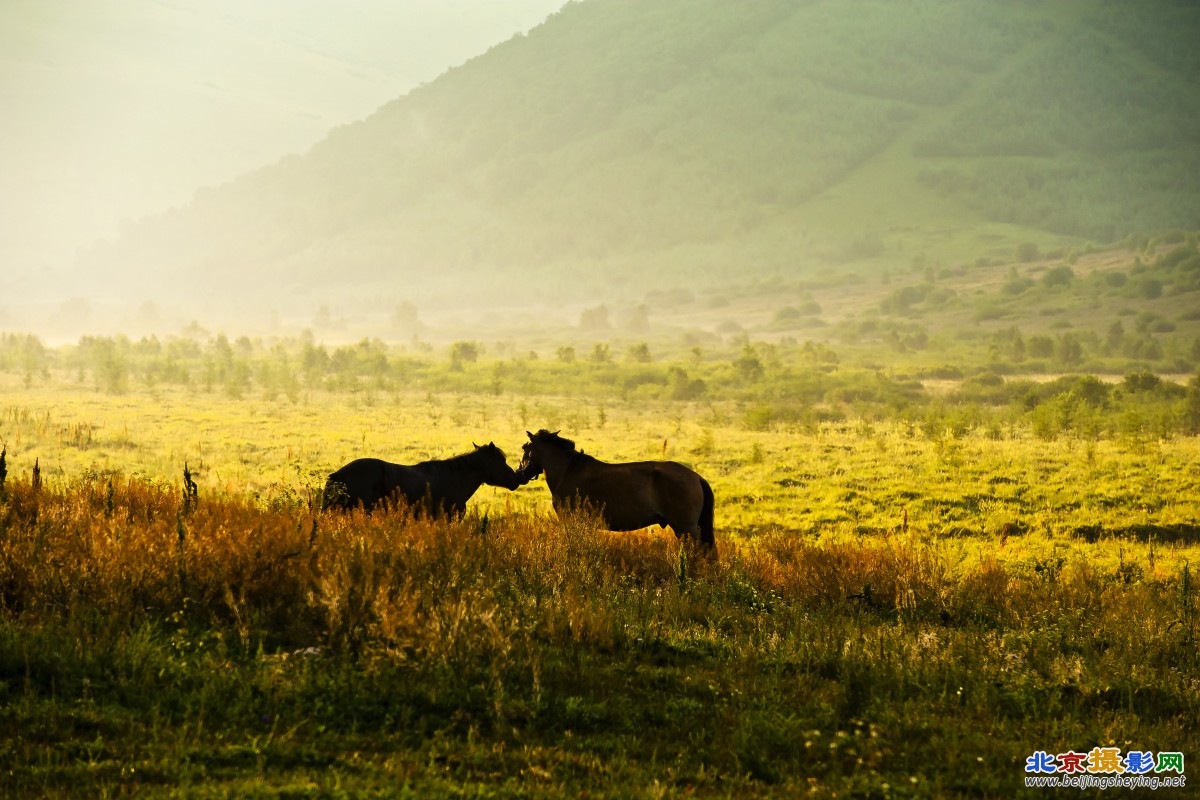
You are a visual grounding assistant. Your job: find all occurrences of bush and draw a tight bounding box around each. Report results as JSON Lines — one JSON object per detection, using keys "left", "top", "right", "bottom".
{"left": 1041, "top": 266, "right": 1076, "bottom": 288}
{"left": 1133, "top": 277, "right": 1164, "bottom": 299}
{"left": 625, "top": 343, "right": 652, "bottom": 363}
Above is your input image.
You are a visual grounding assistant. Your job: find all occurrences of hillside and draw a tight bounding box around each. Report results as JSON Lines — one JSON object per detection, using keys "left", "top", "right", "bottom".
{"left": 0, "top": 0, "right": 565, "bottom": 277}
{"left": 74, "top": 0, "right": 1200, "bottom": 322}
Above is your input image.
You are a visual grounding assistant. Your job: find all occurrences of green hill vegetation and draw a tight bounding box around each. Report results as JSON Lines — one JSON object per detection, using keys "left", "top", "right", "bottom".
{"left": 78, "top": 0, "right": 1200, "bottom": 319}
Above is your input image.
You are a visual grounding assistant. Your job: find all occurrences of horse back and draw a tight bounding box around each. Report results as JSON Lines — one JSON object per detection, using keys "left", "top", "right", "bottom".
{"left": 325, "top": 458, "right": 428, "bottom": 511}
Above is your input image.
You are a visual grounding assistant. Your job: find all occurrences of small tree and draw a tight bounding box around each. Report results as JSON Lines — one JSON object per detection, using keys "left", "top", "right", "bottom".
{"left": 626, "top": 342, "right": 651, "bottom": 363}
{"left": 1184, "top": 374, "right": 1200, "bottom": 435}
{"left": 1015, "top": 242, "right": 1040, "bottom": 263}
{"left": 183, "top": 462, "right": 199, "bottom": 512}
{"left": 580, "top": 305, "right": 610, "bottom": 331}
{"left": 1029, "top": 336, "right": 1054, "bottom": 359}
{"left": 1041, "top": 266, "right": 1075, "bottom": 288}
{"left": 449, "top": 341, "right": 481, "bottom": 371}
{"left": 735, "top": 345, "right": 764, "bottom": 381}
{"left": 1054, "top": 333, "right": 1084, "bottom": 368}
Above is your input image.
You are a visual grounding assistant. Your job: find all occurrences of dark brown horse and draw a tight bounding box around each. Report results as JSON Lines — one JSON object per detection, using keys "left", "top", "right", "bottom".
{"left": 517, "top": 430, "right": 715, "bottom": 550}
{"left": 324, "top": 442, "right": 522, "bottom": 515}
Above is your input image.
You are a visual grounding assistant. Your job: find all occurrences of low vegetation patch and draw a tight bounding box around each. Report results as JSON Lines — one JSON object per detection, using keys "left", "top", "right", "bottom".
{"left": 1, "top": 465, "right": 1197, "bottom": 796}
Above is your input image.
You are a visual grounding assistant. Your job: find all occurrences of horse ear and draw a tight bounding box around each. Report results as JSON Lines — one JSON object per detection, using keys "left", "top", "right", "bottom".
{"left": 473, "top": 442, "right": 479, "bottom": 448}
{"left": 553, "top": 430, "right": 561, "bottom": 435}
{"left": 526, "top": 431, "right": 534, "bottom": 439}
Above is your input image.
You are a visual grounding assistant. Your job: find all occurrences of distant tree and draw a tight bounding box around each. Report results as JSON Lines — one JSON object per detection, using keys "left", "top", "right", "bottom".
{"left": 580, "top": 305, "right": 610, "bottom": 330}
{"left": 1015, "top": 242, "right": 1040, "bottom": 263}
{"left": 589, "top": 343, "right": 612, "bottom": 364}
{"left": 1010, "top": 331, "right": 1027, "bottom": 362}
{"left": 1055, "top": 333, "right": 1084, "bottom": 368}
{"left": 773, "top": 306, "right": 802, "bottom": 324}
{"left": 449, "top": 341, "right": 481, "bottom": 370}
{"left": 623, "top": 304, "right": 650, "bottom": 332}
{"left": 1184, "top": 374, "right": 1200, "bottom": 435}
{"left": 1135, "top": 277, "right": 1163, "bottom": 299}
{"left": 1028, "top": 336, "right": 1054, "bottom": 359}
{"left": 1122, "top": 370, "right": 1161, "bottom": 393}
{"left": 1072, "top": 375, "right": 1110, "bottom": 407}
{"left": 881, "top": 284, "right": 931, "bottom": 314}
{"left": 1041, "top": 266, "right": 1075, "bottom": 288}
{"left": 735, "top": 345, "right": 764, "bottom": 381}
{"left": 1106, "top": 321, "right": 1125, "bottom": 351}
{"left": 556, "top": 346, "right": 576, "bottom": 363}
{"left": 626, "top": 342, "right": 652, "bottom": 363}
{"left": 667, "top": 366, "right": 706, "bottom": 400}
{"left": 211, "top": 334, "right": 235, "bottom": 371}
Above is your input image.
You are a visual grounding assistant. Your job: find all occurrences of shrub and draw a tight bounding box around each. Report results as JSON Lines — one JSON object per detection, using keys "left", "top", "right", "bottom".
{"left": 667, "top": 367, "right": 707, "bottom": 401}
{"left": 1015, "top": 242, "right": 1040, "bottom": 262}
{"left": 449, "top": 341, "right": 481, "bottom": 370}
{"left": 1122, "top": 370, "right": 1162, "bottom": 393}
{"left": 1028, "top": 336, "right": 1054, "bottom": 359}
{"left": 1041, "top": 266, "right": 1076, "bottom": 288}
{"left": 742, "top": 405, "right": 774, "bottom": 431}
{"left": 625, "top": 343, "right": 652, "bottom": 363}
{"left": 1133, "top": 277, "right": 1164, "bottom": 299}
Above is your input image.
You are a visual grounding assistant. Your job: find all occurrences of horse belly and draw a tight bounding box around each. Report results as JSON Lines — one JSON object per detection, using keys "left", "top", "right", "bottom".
{"left": 599, "top": 508, "right": 665, "bottom": 532}
{"left": 391, "top": 473, "right": 437, "bottom": 510}
{"left": 572, "top": 473, "right": 664, "bottom": 531}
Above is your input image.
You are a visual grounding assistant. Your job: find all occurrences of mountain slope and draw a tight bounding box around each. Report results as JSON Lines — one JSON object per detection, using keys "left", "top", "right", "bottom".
{"left": 0, "top": 0, "right": 566, "bottom": 276}
{"left": 77, "top": 0, "right": 1200, "bottom": 319}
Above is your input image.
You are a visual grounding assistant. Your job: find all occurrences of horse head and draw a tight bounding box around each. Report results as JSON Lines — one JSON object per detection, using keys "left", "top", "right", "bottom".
{"left": 475, "top": 441, "right": 523, "bottom": 490}
{"left": 517, "top": 433, "right": 544, "bottom": 482}
{"left": 518, "top": 429, "right": 578, "bottom": 483}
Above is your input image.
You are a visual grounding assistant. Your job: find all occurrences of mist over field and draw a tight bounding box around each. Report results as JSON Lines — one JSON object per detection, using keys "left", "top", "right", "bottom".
{"left": 2, "top": 0, "right": 1198, "bottom": 345}
{"left": 0, "top": 0, "right": 1195, "bottom": 345}
{"left": 0, "top": 0, "right": 566, "bottom": 332}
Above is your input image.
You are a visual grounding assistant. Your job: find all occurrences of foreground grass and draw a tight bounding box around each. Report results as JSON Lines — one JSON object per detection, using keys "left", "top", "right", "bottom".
{"left": 1, "top": 473, "right": 1197, "bottom": 797}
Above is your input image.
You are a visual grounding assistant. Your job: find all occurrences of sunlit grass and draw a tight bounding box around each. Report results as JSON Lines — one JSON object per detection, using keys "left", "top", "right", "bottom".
{"left": 1, "top": 467, "right": 1197, "bottom": 796}
{"left": 1, "top": 375, "right": 1198, "bottom": 795}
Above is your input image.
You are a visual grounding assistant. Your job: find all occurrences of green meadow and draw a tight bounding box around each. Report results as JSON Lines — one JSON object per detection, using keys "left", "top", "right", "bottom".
{"left": 1, "top": 317, "right": 1198, "bottom": 797}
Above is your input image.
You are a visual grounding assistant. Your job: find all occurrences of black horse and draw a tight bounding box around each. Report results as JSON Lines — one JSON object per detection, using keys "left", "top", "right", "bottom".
{"left": 324, "top": 442, "right": 522, "bottom": 515}
{"left": 517, "top": 430, "right": 715, "bottom": 550}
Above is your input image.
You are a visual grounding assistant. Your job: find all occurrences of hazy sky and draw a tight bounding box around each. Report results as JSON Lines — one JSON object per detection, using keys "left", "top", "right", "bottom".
{"left": 0, "top": 0, "right": 566, "bottom": 278}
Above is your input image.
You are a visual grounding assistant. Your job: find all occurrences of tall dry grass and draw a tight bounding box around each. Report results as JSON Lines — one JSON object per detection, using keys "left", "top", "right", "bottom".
{"left": 1, "top": 470, "right": 1197, "bottom": 796}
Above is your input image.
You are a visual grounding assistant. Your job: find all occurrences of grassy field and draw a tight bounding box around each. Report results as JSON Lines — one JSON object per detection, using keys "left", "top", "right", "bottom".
{"left": 1, "top": 365, "right": 1198, "bottom": 797}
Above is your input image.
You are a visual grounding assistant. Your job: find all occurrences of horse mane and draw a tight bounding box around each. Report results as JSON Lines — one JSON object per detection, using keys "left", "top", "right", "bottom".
{"left": 532, "top": 429, "right": 577, "bottom": 451}
{"left": 424, "top": 445, "right": 502, "bottom": 474}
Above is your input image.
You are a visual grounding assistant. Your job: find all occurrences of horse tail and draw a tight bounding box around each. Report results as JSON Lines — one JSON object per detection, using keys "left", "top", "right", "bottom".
{"left": 698, "top": 476, "right": 715, "bottom": 550}
{"left": 322, "top": 475, "right": 350, "bottom": 511}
